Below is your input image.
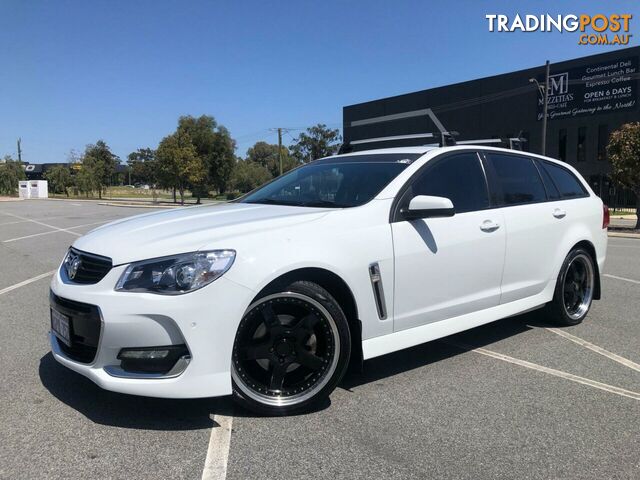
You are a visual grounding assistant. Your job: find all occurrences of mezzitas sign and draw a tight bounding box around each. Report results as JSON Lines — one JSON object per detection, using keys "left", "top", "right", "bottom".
{"left": 536, "top": 55, "right": 638, "bottom": 121}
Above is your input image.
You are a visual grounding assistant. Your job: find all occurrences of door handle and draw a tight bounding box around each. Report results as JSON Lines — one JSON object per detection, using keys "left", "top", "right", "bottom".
{"left": 553, "top": 208, "right": 567, "bottom": 219}
{"left": 480, "top": 220, "right": 500, "bottom": 232}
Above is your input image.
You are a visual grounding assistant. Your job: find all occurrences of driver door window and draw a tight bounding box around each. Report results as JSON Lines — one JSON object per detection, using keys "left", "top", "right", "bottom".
{"left": 391, "top": 151, "right": 505, "bottom": 331}
{"left": 408, "top": 152, "right": 490, "bottom": 213}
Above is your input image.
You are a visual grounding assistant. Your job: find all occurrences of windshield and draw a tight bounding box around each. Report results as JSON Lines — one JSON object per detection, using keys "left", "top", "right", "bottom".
{"left": 240, "top": 153, "right": 420, "bottom": 208}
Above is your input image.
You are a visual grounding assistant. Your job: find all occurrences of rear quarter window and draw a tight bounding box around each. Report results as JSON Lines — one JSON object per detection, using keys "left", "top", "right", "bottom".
{"left": 540, "top": 161, "right": 588, "bottom": 199}
{"left": 533, "top": 159, "right": 561, "bottom": 200}
{"left": 486, "top": 153, "right": 546, "bottom": 206}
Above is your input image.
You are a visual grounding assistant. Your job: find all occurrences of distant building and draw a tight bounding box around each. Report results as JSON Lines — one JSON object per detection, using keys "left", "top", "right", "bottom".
{"left": 343, "top": 46, "right": 639, "bottom": 208}
{"left": 22, "top": 162, "right": 127, "bottom": 181}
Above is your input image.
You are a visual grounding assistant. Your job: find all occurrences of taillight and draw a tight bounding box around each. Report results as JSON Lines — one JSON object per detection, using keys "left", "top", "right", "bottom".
{"left": 602, "top": 204, "right": 610, "bottom": 229}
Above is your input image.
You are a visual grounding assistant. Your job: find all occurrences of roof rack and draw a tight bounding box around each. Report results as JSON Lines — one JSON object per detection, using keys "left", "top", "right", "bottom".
{"left": 340, "top": 107, "right": 527, "bottom": 153}
{"left": 339, "top": 131, "right": 458, "bottom": 153}
{"left": 455, "top": 136, "right": 528, "bottom": 150}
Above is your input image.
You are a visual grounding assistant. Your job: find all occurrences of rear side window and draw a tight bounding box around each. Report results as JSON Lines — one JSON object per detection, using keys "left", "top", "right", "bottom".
{"left": 540, "top": 161, "right": 588, "bottom": 199}
{"left": 486, "top": 153, "right": 546, "bottom": 205}
{"left": 533, "top": 159, "right": 561, "bottom": 200}
{"left": 410, "top": 152, "right": 489, "bottom": 213}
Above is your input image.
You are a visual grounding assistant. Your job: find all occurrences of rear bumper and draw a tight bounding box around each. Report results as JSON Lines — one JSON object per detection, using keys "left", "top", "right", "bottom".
{"left": 49, "top": 264, "right": 255, "bottom": 398}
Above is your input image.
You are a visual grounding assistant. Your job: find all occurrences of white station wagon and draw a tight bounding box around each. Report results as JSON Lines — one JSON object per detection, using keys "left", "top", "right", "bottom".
{"left": 50, "top": 146, "right": 608, "bottom": 415}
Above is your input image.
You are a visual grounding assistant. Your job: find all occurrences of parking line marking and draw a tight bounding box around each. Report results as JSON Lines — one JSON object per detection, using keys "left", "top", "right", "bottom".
{"left": 542, "top": 327, "right": 640, "bottom": 373}
{"left": 444, "top": 340, "right": 640, "bottom": 401}
{"left": 0, "top": 216, "right": 66, "bottom": 226}
{"left": 0, "top": 270, "right": 56, "bottom": 296}
{"left": 603, "top": 273, "right": 640, "bottom": 285}
{"left": 201, "top": 414, "right": 233, "bottom": 480}
{"left": 0, "top": 212, "right": 86, "bottom": 237}
{"left": 3, "top": 220, "right": 110, "bottom": 243}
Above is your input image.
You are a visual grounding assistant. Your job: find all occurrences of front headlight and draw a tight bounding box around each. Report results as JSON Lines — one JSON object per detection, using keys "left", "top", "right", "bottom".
{"left": 115, "top": 250, "right": 236, "bottom": 295}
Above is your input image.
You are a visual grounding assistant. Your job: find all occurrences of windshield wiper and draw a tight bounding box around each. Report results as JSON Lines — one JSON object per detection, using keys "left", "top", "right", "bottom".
{"left": 300, "top": 200, "right": 349, "bottom": 208}
{"left": 246, "top": 198, "right": 349, "bottom": 208}
{"left": 246, "top": 198, "right": 300, "bottom": 206}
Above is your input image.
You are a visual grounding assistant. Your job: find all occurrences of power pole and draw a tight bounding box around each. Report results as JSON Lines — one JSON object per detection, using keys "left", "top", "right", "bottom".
{"left": 17, "top": 138, "right": 22, "bottom": 162}
{"left": 270, "top": 128, "right": 291, "bottom": 176}
{"left": 277, "top": 128, "right": 283, "bottom": 176}
{"left": 529, "top": 60, "right": 551, "bottom": 156}
{"left": 541, "top": 60, "right": 550, "bottom": 156}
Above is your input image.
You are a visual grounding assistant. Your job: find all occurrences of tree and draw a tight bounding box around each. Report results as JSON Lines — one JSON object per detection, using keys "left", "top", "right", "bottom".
{"left": 81, "top": 140, "right": 119, "bottom": 199}
{"left": 156, "top": 130, "right": 206, "bottom": 204}
{"left": 607, "top": 122, "right": 640, "bottom": 229}
{"left": 246, "top": 141, "right": 298, "bottom": 177}
{"left": 209, "top": 125, "right": 237, "bottom": 193}
{"left": 127, "top": 148, "right": 157, "bottom": 186}
{"left": 231, "top": 160, "right": 272, "bottom": 193}
{"left": 289, "top": 124, "right": 341, "bottom": 163}
{"left": 66, "top": 149, "right": 81, "bottom": 164}
{"left": 75, "top": 166, "right": 98, "bottom": 197}
{"left": 44, "top": 164, "right": 73, "bottom": 196}
{"left": 0, "top": 156, "right": 25, "bottom": 196}
{"left": 177, "top": 115, "right": 236, "bottom": 198}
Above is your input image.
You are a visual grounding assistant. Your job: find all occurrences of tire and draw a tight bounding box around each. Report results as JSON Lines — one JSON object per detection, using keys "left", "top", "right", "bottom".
{"left": 545, "top": 248, "right": 596, "bottom": 326}
{"left": 231, "top": 280, "right": 351, "bottom": 416}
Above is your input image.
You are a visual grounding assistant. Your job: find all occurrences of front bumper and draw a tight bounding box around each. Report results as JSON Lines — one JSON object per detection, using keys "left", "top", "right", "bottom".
{"left": 49, "top": 264, "right": 255, "bottom": 398}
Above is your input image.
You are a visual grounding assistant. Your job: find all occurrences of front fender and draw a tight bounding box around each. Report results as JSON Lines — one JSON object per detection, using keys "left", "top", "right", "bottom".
{"left": 220, "top": 201, "right": 396, "bottom": 340}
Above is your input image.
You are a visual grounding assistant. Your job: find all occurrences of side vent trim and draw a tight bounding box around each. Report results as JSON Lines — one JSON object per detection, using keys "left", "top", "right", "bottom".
{"left": 369, "top": 262, "right": 388, "bottom": 320}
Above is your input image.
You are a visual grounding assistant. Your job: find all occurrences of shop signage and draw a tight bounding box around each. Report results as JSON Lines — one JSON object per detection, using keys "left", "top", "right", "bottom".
{"left": 537, "top": 55, "right": 638, "bottom": 120}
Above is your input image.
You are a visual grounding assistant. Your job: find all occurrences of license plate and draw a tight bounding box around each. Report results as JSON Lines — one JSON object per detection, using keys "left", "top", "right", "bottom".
{"left": 51, "top": 308, "right": 72, "bottom": 347}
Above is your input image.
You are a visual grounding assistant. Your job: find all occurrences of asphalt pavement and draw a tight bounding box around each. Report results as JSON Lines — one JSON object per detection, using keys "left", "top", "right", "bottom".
{"left": 0, "top": 199, "right": 638, "bottom": 480}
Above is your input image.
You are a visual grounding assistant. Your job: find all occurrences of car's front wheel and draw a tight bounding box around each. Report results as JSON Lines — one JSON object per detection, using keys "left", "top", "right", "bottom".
{"left": 231, "top": 280, "right": 351, "bottom": 415}
{"left": 546, "top": 248, "right": 596, "bottom": 326}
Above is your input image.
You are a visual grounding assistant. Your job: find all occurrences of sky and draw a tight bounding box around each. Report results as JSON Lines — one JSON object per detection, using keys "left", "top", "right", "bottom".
{"left": 1, "top": 0, "right": 639, "bottom": 163}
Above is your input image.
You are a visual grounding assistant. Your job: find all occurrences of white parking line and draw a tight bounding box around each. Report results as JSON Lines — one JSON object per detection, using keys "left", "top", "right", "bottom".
{"left": 0, "top": 271, "right": 56, "bottom": 296}
{"left": 1, "top": 212, "right": 85, "bottom": 237}
{"left": 3, "top": 220, "right": 110, "bottom": 243}
{"left": 444, "top": 340, "right": 640, "bottom": 401}
{"left": 0, "top": 216, "right": 66, "bottom": 226}
{"left": 202, "top": 414, "right": 234, "bottom": 480}
{"left": 603, "top": 273, "right": 640, "bottom": 285}
{"left": 543, "top": 327, "right": 640, "bottom": 373}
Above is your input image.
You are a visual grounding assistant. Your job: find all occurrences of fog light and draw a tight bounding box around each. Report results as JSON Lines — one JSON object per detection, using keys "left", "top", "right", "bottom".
{"left": 118, "top": 349, "right": 170, "bottom": 360}
{"left": 117, "top": 345, "right": 189, "bottom": 374}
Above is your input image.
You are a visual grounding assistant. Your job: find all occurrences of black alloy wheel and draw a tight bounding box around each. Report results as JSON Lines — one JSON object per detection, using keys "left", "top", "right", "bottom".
{"left": 546, "top": 248, "right": 596, "bottom": 326}
{"left": 231, "top": 281, "right": 351, "bottom": 415}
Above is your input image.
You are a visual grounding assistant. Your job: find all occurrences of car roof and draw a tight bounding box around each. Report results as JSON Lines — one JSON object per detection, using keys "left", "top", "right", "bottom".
{"left": 319, "top": 145, "right": 572, "bottom": 171}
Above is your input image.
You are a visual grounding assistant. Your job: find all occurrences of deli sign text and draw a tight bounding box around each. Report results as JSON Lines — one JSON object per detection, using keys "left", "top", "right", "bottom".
{"left": 537, "top": 55, "right": 638, "bottom": 120}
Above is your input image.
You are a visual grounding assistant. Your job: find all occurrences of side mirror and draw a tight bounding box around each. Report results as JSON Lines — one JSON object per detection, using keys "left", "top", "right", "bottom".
{"left": 402, "top": 195, "right": 455, "bottom": 220}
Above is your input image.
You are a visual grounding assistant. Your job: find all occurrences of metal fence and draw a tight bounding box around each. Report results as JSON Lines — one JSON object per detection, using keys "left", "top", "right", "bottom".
{"left": 588, "top": 174, "right": 637, "bottom": 212}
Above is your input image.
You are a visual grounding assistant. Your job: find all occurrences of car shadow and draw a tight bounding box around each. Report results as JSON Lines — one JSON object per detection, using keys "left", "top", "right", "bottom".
{"left": 342, "top": 310, "right": 542, "bottom": 390}
{"left": 39, "top": 353, "right": 224, "bottom": 430}
{"left": 40, "top": 310, "right": 544, "bottom": 426}
{"left": 39, "top": 353, "right": 331, "bottom": 427}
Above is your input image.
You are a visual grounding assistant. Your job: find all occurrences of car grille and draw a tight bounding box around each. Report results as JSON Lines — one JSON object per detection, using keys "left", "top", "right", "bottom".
{"left": 50, "top": 292, "right": 102, "bottom": 363}
{"left": 63, "top": 247, "right": 113, "bottom": 284}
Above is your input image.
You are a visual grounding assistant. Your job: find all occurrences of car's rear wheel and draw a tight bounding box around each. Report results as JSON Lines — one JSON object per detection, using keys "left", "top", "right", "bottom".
{"left": 545, "top": 248, "right": 595, "bottom": 326}
{"left": 231, "top": 281, "right": 351, "bottom": 415}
